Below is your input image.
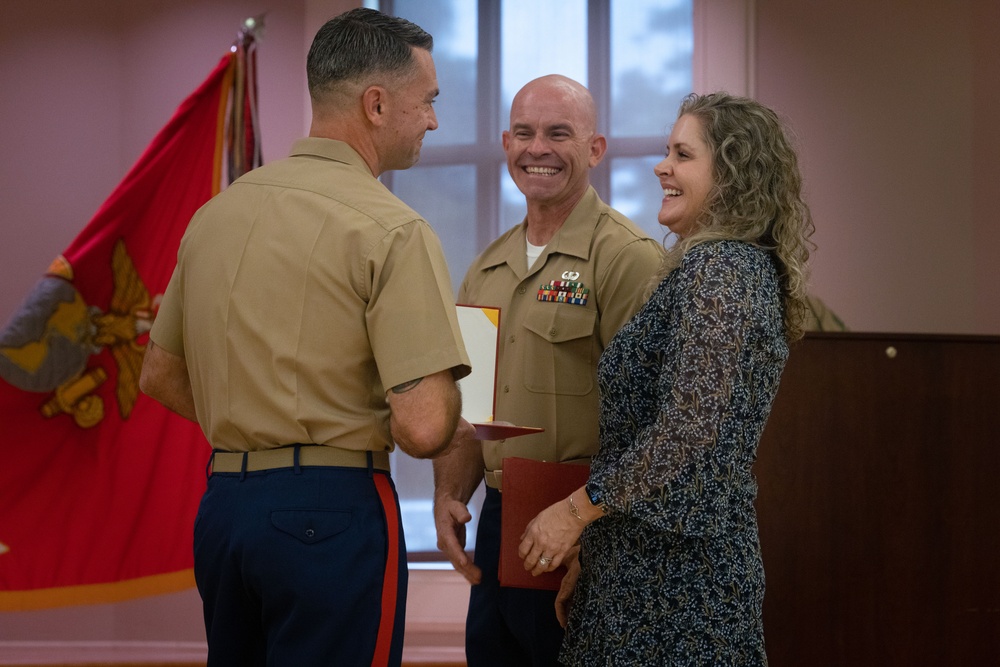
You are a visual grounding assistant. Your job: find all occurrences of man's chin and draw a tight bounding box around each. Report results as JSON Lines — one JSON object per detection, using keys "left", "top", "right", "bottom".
{"left": 388, "top": 154, "right": 421, "bottom": 172}
{"left": 515, "top": 181, "right": 564, "bottom": 202}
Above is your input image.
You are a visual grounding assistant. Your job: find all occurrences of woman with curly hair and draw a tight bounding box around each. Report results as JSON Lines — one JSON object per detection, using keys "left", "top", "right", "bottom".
{"left": 518, "top": 92, "right": 815, "bottom": 665}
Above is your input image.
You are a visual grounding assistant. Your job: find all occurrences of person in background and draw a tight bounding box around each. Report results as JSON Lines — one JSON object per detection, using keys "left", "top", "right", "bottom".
{"left": 804, "top": 293, "right": 848, "bottom": 331}
{"left": 432, "top": 74, "right": 664, "bottom": 666}
{"left": 139, "top": 8, "right": 473, "bottom": 666}
{"left": 519, "top": 92, "right": 815, "bottom": 666}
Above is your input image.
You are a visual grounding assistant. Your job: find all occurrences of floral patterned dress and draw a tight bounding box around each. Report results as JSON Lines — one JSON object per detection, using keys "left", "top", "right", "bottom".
{"left": 561, "top": 240, "right": 788, "bottom": 666}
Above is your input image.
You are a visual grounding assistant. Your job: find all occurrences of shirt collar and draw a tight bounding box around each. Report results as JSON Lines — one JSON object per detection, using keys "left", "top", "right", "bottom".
{"left": 289, "top": 137, "right": 371, "bottom": 174}
{"left": 478, "top": 186, "right": 604, "bottom": 272}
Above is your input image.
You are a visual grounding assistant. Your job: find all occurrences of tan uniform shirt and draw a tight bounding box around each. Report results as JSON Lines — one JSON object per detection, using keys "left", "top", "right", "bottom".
{"left": 803, "top": 294, "right": 848, "bottom": 331}
{"left": 152, "top": 138, "right": 471, "bottom": 452}
{"left": 459, "top": 187, "right": 664, "bottom": 470}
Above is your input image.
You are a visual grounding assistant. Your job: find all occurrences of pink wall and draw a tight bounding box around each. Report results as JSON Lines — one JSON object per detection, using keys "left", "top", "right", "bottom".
{"left": 754, "top": 0, "right": 999, "bottom": 334}
{"left": 970, "top": 0, "right": 1000, "bottom": 334}
{"left": 0, "top": 0, "right": 309, "bottom": 327}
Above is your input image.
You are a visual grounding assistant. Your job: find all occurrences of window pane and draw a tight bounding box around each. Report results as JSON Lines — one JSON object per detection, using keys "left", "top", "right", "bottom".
{"left": 611, "top": 0, "right": 693, "bottom": 137}
{"left": 500, "top": 163, "right": 526, "bottom": 234}
{"left": 390, "top": 453, "right": 485, "bottom": 554}
{"left": 394, "top": 0, "right": 478, "bottom": 146}
{"left": 610, "top": 155, "right": 674, "bottom": 246}
{"left": 391, "top": 164, "right": 479, "bottom": 294}
{"left": 390, "top": 455, "right": 436, "bottom": 553}
{"left": 500, "top": 0, "right": 588, "bottom": 131}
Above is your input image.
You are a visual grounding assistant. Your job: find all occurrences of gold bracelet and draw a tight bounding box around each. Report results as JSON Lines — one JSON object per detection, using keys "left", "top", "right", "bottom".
{"left": 568, "top": 495, "right": 585, "bottom": 521}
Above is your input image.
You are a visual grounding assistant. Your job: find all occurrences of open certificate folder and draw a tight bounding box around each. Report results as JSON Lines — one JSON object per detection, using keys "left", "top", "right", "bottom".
{"left": 455, "top": 305, "right": 543, "bottom": 440}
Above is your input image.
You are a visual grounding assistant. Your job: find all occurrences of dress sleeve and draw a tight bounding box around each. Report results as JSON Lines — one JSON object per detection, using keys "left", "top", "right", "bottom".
{"left": 598, "top": 245, "right": 757, "bottom": 535}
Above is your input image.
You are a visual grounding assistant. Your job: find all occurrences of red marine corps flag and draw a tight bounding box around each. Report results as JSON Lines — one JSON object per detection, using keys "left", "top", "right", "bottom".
{"left": 0, "top": 19, "right": 263, "bottom": 610}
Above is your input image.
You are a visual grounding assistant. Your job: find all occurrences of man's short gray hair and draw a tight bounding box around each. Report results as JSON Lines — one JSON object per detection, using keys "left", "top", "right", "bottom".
{"left": 307, "top": 8, "right": 433, "bottom": 104}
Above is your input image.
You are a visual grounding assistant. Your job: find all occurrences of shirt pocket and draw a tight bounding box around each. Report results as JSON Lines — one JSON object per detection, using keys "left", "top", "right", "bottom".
{"left": 521, "top": 305, "right": 597, "bottom": 395}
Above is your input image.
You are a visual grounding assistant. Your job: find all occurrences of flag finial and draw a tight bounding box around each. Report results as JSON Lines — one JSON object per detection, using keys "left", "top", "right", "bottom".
{"left": 236, "top": 14, "right": 266, "bottom": 49}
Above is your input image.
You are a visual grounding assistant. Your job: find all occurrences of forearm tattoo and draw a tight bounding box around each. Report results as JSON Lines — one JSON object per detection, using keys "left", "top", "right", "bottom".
{"left": 391, "top": 377, "right": 424, "bottom": 394}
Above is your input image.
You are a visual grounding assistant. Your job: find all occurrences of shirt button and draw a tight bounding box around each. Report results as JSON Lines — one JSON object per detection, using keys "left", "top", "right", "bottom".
{"left": 503, "top": 385, "right": 510, "bottom": 393}
{"left": 305, "top": 529, "right": 315, "bottom": 538}
{"left": 509, "top": 335, "right": 515, "bottom": 343}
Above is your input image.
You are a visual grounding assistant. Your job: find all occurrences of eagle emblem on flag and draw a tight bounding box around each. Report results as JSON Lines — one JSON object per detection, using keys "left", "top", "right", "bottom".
{"left": 0, "top": 240, "right": 153, "bottom": 427}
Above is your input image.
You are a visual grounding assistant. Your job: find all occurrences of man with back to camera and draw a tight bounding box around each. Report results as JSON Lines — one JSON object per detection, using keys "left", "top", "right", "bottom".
{"left": 139, "top": 8, "right": 474, "bottom": 666}
{"left": 432, "top": 74, "right": 665, "bottom": 666}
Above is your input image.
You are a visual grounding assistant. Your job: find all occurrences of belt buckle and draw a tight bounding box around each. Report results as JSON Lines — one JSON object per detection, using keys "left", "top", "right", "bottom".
{"left": 484, "top": 468, "right": 503, "bottom": 491}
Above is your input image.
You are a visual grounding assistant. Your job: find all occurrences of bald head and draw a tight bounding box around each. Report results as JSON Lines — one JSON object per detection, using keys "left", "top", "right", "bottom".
{"left": 511, "top": 75, "right": 598, "bottom": 134}
{"left": 503, "top": 75, "right": 606, "bottom": 223}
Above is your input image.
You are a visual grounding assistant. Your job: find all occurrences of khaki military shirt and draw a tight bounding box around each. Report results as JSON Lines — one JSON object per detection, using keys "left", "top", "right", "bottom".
{"left": 803, "top": 294, "right": 848, "bottom": 331}
{"left": 152, "top": 138, "right": 471, "bottom": 452}
{"left": 459, "top": 187, "right": 664, "bottom": 470}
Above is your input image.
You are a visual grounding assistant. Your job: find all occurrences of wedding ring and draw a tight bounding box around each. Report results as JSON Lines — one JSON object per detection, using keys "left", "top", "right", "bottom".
{"left": 538, "top": 556, "right": 552, "bottom": 566}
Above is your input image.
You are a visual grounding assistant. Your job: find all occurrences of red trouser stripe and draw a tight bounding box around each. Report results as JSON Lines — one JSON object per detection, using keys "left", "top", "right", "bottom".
{"left": 371, "top": 473, "right": 400, "bottom": 667}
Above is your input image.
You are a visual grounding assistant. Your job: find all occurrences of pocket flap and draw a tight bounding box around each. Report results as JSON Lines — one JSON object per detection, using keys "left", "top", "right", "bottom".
{"left": 522, "top": 305, "right": 596, "bottom": 344}
{"left": 271, "top": 509, "right": 352, "bottom": 545}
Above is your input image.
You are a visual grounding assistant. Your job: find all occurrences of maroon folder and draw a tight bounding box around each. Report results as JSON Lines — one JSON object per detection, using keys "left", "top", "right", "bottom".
{"left": 498, "top": 457, "right": 591, "bottom": 590}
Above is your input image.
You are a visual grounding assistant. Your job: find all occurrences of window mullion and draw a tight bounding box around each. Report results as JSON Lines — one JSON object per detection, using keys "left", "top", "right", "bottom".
{"left": 478, "top": 0, "right": 503, "bottom": 246}
{"left": 588, "top": 0, "right": 612, "bottom": 202}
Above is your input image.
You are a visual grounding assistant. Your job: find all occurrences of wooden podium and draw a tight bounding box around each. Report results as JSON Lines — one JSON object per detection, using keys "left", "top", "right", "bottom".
{"left": 756, "top": 332, "right": 1000, "bottom": 666}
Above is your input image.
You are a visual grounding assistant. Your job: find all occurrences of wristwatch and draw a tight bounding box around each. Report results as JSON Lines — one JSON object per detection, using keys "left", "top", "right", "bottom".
{"left": 585, "top": 481, "right": 608, "bottom": 514}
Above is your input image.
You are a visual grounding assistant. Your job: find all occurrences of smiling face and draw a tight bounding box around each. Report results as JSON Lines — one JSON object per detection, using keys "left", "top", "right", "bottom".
{"left": 380, "top": 47, "right": 439, "bottom": 171}
{"left": 502, "top": 77, "right": 606, "bottom": 210}
{"left": 654, "top": 114, "right": 715, "bottom": 239}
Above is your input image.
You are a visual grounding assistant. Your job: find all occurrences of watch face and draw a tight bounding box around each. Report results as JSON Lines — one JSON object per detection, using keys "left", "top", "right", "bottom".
{"left": 585, "top": 481, "right": 601, "bottom": 506}
{"left": 585, "top": 482, "right": 608, "bottom": 515}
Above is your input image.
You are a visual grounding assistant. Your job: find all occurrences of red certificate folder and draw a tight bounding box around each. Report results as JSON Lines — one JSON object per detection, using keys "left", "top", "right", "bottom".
{"left": 498, "top": 457, "right": 591, "bottom": 590}
{"left": 473, "top": 422, "right": 543, "bottom": 440}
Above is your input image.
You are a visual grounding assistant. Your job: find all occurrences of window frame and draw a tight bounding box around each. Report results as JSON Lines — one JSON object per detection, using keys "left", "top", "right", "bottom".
{"left": 378, "top": 0, "right": 734, "bottom": 238}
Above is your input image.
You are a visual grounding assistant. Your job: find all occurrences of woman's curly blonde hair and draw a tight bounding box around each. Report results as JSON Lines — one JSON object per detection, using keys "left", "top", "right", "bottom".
{"left": 649, "top": 92, "right": 816, "bottom": 341}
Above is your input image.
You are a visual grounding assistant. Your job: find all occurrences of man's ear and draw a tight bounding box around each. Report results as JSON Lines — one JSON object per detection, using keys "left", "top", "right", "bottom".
{"left": 589, "top": 133, "right": 608, "bottom": 168}
{"left": 363, "top": 86, "right": 387, "bottom": 125}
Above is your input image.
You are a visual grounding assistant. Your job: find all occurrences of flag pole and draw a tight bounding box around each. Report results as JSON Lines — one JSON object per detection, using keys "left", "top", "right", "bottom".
{"left": 228, "top": 15, "right": 264, "bottom": 183}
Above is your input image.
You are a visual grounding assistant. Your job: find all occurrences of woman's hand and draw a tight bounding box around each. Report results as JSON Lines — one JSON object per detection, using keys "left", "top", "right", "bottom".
{"left": 517, "top": 489, "right": 587, "bottom": 576}
{"left": 555, "top": 546, "right": 581, "bottom": 628}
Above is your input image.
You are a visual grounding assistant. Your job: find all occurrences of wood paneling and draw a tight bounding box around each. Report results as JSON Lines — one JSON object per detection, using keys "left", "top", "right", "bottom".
{"left": 756, "top": 332, "right": 1000, "bottom": 665}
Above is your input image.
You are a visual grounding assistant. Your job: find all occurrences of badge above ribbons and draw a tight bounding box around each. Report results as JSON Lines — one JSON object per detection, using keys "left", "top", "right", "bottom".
{"left": 0, "top": 18, "right": 263, "bottom": 611}
{"left": 537, "top": 270, "right": 590, "bottom": 306}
